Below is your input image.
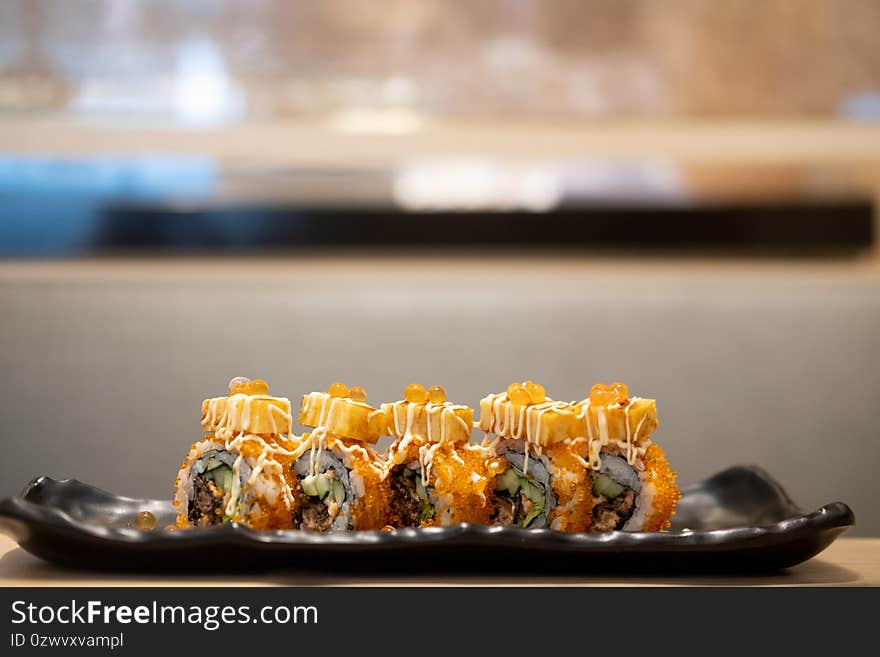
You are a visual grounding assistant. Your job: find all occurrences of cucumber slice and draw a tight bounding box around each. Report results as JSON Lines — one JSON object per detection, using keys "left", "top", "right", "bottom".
{"left": 495, "top": 467, "right": 521, "bottom": 494}
{"left": 203, "top": 464, "right": 233, "bottom": 491}
{"left": 519, "top": 480, "right": 546, "bottom": 527}
{"left": 301, "top": 473, "right": 334, "bottom": 500}
{"left": 331, "top": 479, "right": 346, "bottom": 504}
{"left": 314, "top": 474, "right": 331, "bottom": 499}
{"left": 300, "top": 475, "right": 319, "bottom": 498}
{"left": 592, "top": 473, "right": 626, "bottom": 499}
{"left": 203, "top": 458, "right": 225, "bottom": 472}
{"left": 214, "top": 467, "right": 233, "bottom": 492}
{"left": 520, "top": 480, "right": 544, "bottom": 505}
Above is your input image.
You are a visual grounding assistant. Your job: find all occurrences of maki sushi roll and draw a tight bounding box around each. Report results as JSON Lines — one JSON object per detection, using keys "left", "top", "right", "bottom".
{"left": 478, "top": 381, "right": 592, "bottom": 532}
{"left": 573, "top": 382, "right": 680, "bottom": 532}
{"left": 174, "top": 377, "right": 298, "bottom": 530}
{"left": 291, "top": 383, "right": 389, "bottom": 531}
{"left": 382, "top": 384, "right": 494, "bottom": 527}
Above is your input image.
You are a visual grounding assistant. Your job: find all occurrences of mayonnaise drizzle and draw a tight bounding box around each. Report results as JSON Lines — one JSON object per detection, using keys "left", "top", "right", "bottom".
{"left": 577, "top": 397, "right": 650, "bottom": 470}
{"left": 225, "top": 454, "right": 245, "bottom": 516}
{"left": 477, "top": 393, "right": 571, "bottom": 450}
{"left": 419, "top": 441, "right": 443, "bottom": 483}
{"left": 201, "top": 397, "right": 225, "bottom": 431}
{"left": 474, "top": 393, "right": 579, "bottom": 478}
{"left": 208, "top": 393, "right": 293, "bottom": 437}
{"left": 302, "top": 392, "right": 377, "bottom": 431}
{"left": 386, "top": 400, "right": 471, "bottom": 443}
{"left": 308, "top": 427, "right": 327, "bottom": 478}
{"left": 293, "top": 414, "right": 384, "bottom": 488}
{"left": 201, "top": 394, "right": 298, "bottom": 513}
{"left": 385, "top": 400, "right": 472, "bottom": 482}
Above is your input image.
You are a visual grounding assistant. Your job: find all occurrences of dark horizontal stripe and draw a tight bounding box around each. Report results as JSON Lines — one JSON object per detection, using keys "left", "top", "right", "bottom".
{"left": 0, "top": 202, "right": 872, "bottom": 256}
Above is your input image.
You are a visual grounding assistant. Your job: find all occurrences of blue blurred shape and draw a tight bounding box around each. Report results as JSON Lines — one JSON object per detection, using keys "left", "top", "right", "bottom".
{"left": 840, "top": 91, "right": 880, "bottom": 120}
{"left": 0, "top": 156, "right": 218, "bottom": 256}
{"left": 0, "top": 155, "right": 217, "bottom": 197}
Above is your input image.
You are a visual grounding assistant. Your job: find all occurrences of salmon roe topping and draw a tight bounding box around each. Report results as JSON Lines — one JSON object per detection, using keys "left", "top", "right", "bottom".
{"left": 349, "top": 385, "right": 368, "bottom": 402}
{"left": 329, "top": 382, "right": 349, "bottom": 398}
{"left": 428, "top": 385, "right": 446, "bottom": 403}
{"left": 589, "top": 382, "right": 629, "bottom": 406}
{"left": 229, "top": 376, "right": 250, "bottom": 395}
{"left": 506, "top": 382, "right": 530, "bottom": 405}
{"left": 404, "top": 383, "right": 428, "bottom": 404}
{"left": 523, "top": 380, "right": 546, "bottom": 404}
{"left": 229, "top": 377, "right": 270, "bottom": 396}
{"left": 134, "top": 511, "right": 157, "bottom": 530}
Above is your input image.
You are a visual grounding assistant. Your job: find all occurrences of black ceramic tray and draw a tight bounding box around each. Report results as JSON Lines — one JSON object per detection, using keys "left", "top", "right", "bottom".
{"left": 0, "top": 466, "right": 853, "bottom": 573}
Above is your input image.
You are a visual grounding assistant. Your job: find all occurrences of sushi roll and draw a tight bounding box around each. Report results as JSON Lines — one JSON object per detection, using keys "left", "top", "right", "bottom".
{"left": 291, "top": 383, "right": 389, "bottom": 531}
{"left": 478, "top": 381, "right": 592, "bottom": 532}
{"left": 382, "top": 384, "right": 495, "bottom": 527}
{"left": 572, "top": 382, "right": 679, "bottom": 532}
{"left": 173, "top": 377, "right": 298, "bottom": 530}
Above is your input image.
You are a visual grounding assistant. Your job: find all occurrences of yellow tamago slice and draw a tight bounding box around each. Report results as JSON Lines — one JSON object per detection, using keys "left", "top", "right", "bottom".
{"left": 381, "top": 401, "right": 474, "bottom": 444}
{"left": 206, "top": 394, "right": 292, "bottom": 436}
{"left": 299, "top": 392, "right": 383, "bottom": 444}
{"left": 477, "top": 393, "right": 580, "bottom": 446}
{"left": 200, "top": 397, "right": 228, "bottom": 432}
{"left": 573, "top": 397, "right": 658, "bottom": 444}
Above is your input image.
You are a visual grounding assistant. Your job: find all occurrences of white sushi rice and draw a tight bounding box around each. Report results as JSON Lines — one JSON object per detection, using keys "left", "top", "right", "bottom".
{"left": 623, "top": 477, "right": 656, "bottom": 532}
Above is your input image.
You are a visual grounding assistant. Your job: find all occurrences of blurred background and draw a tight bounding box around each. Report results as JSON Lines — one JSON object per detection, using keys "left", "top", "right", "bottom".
{"left": 0, "top": 1, "right": 878, "bottom": 533}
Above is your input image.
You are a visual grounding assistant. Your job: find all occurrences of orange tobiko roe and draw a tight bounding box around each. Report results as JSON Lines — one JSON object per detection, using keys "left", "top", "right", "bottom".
{"left": 225, "top": 434, "right": 298, "bottom": 531}
{"left": 386, "top": 437, "right": 498, "bottom": 527}
{"left": 323, "top": 433, "right": 390, "bottom": 531}
{"left": 640, "top": 443, "right": 680, "bottom": 532}
{"left": 543, "top": 440, "right": 593, "bottom": 533}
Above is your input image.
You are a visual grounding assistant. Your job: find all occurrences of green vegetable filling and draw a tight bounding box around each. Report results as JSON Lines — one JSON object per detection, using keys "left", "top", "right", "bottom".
{"left": 300, "top": 471, "right": 346, "bottom": 504}
{"left": 592, "top": 473, "right": 626, "bottom": 500}
{"left": 494, "top": 465, "right": 547, "bottom": 527}
{"left": 201, "top": 463, "right": 233, "bottom": 492}
{"left": 400, "top": 469, "right": 434, "bottom": 522}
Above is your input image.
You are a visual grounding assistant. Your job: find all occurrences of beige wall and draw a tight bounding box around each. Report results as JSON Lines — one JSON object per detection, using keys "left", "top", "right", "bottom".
{"left": 1, "top": 0, "right": 879, "bottom": 118}
{"left": 1, "top": 257, "right": 878, "bottom": 534}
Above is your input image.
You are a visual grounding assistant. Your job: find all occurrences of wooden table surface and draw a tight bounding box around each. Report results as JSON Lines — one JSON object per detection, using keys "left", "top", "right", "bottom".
{"left": 0, "top": 535, "right": 877, "bottom": 587}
